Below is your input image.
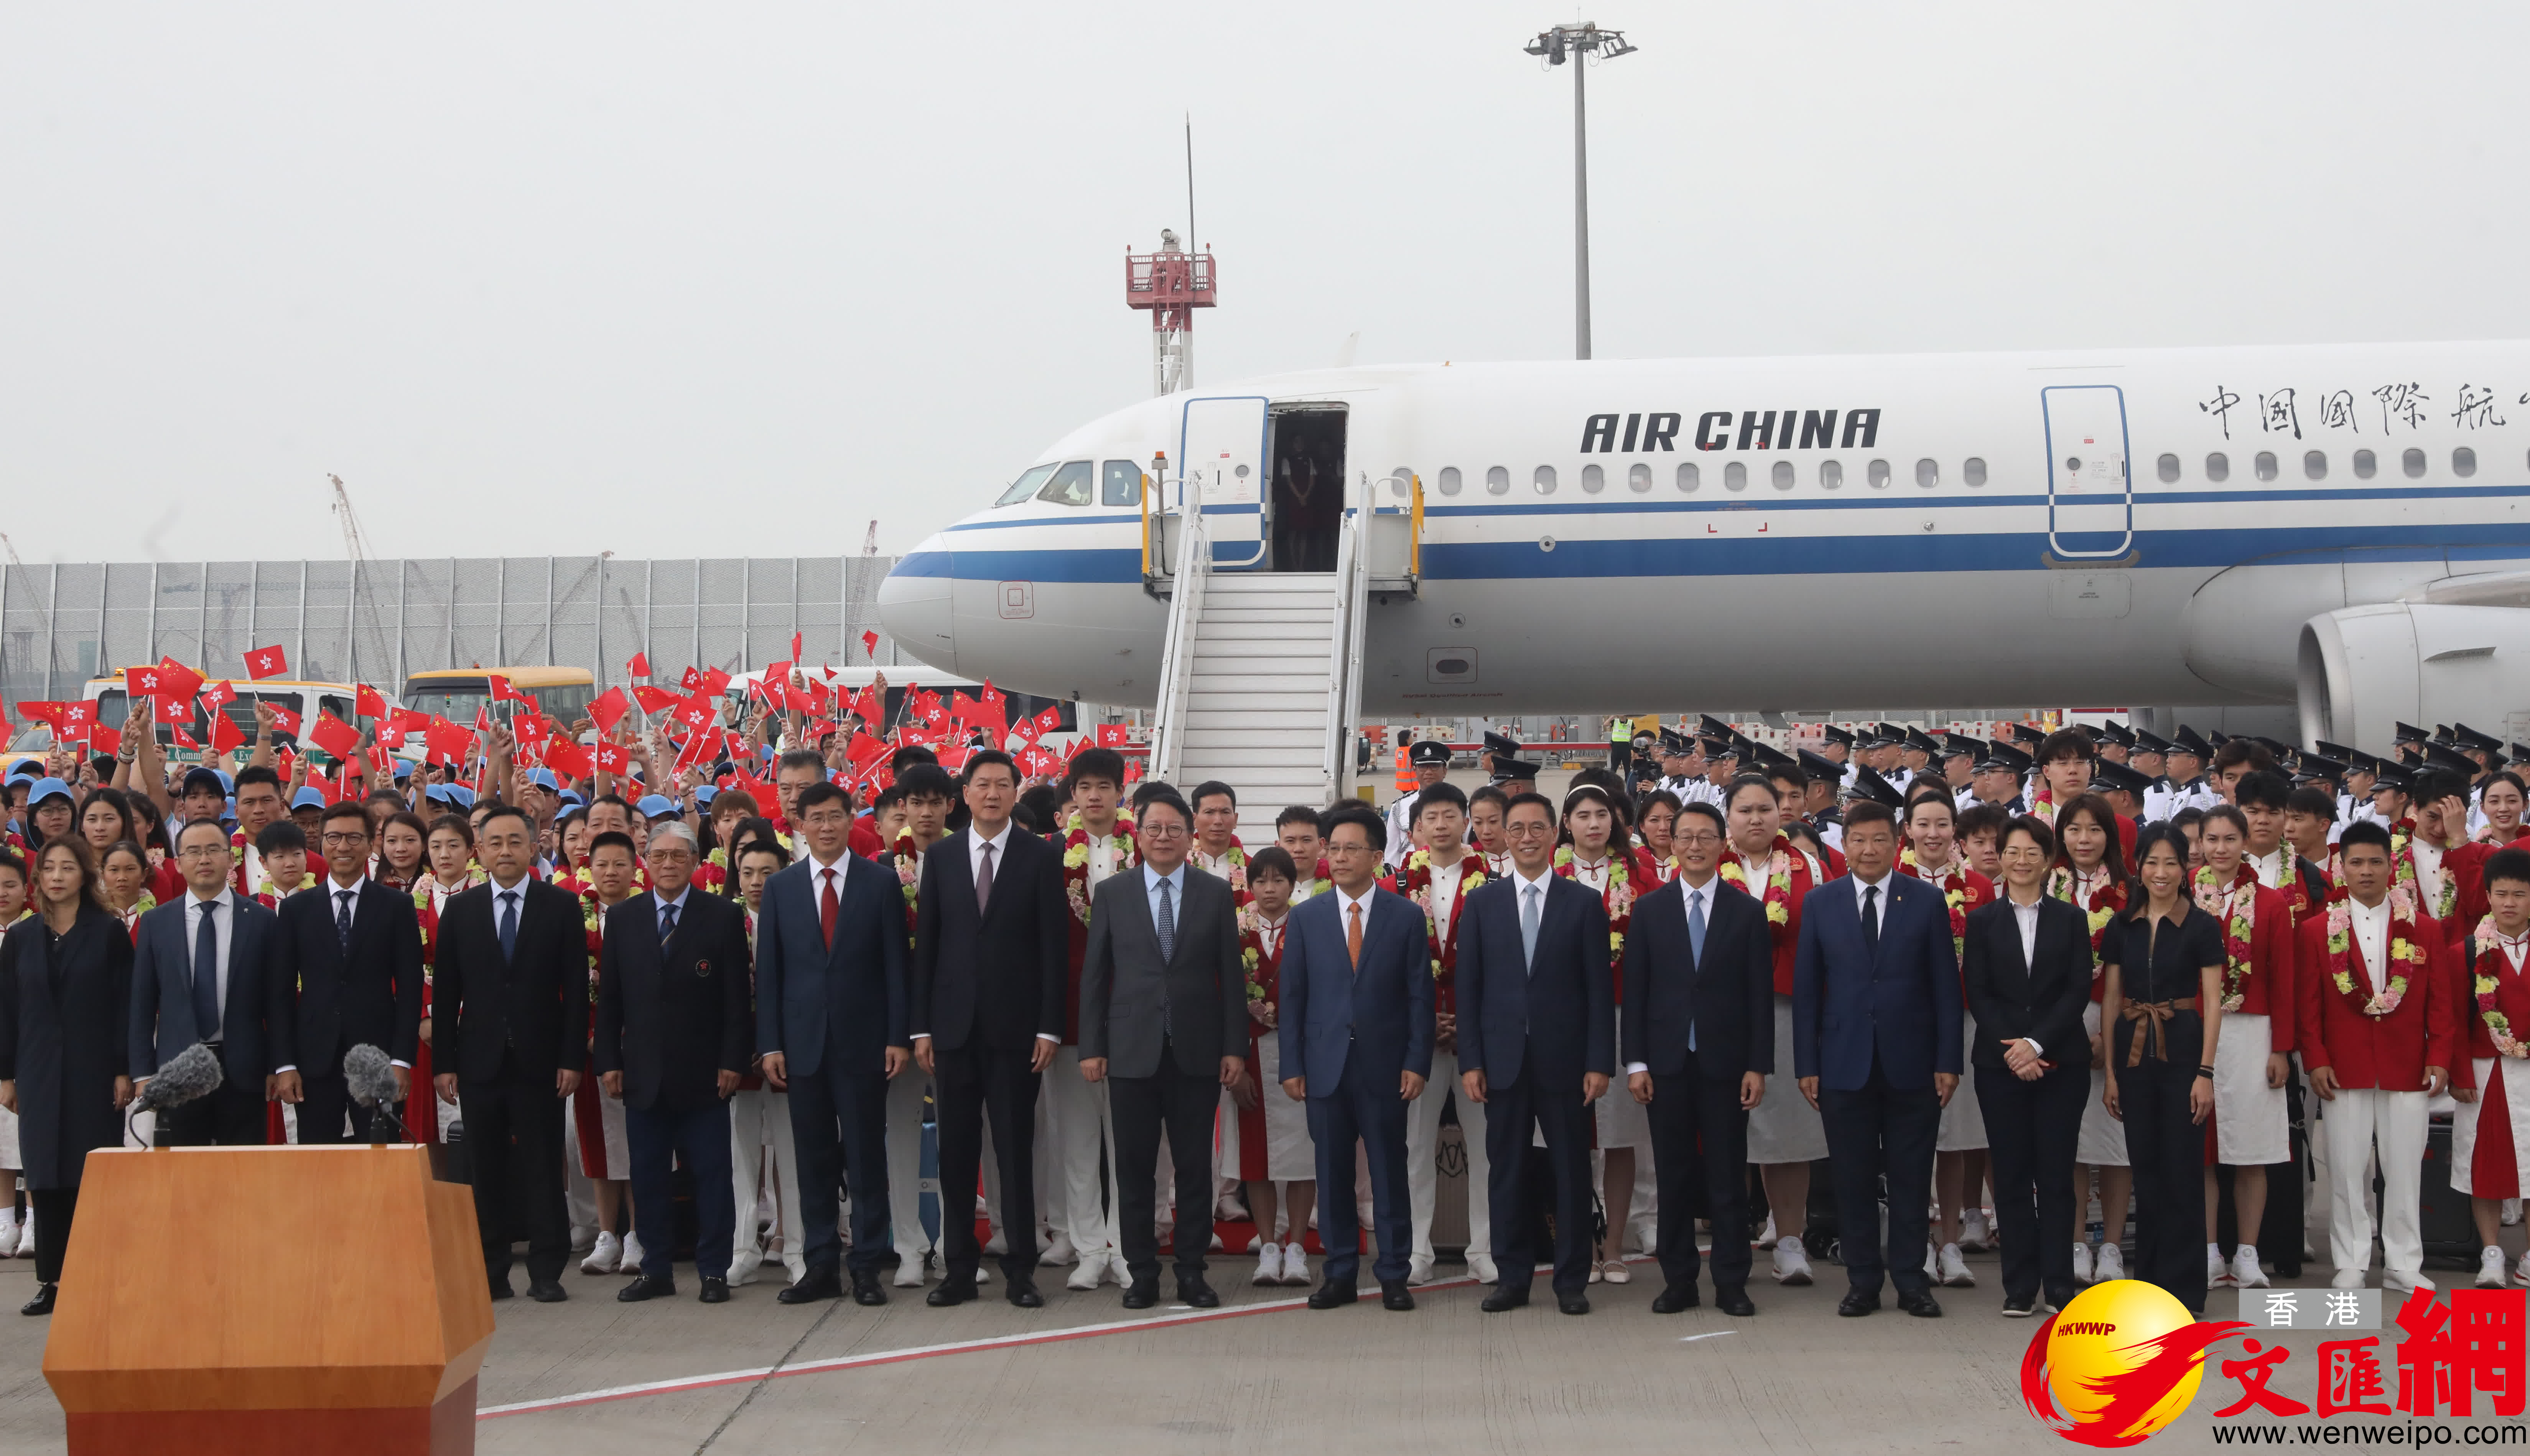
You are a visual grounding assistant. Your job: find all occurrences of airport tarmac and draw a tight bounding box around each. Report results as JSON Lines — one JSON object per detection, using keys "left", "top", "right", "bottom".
{"left": 0, "top": 1240, "right": 2483, "bottom": 1454}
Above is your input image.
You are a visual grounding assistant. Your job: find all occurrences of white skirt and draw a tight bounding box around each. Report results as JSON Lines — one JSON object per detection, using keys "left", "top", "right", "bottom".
{"left": 0, "top": 1103, "right": 18, "bottom": 1168}
{"left": 2075, "top": 1003, "right": 2130, "bottom": 1167}
{"left": 1593, "top": 1010, "right": 1651, "bottom": 1150}
{"left": 1936, "top": 1011, "right": 1988, "bottom": 1152}
{"left": 2453, "top": 1055, "right": 2530, "bottom": 1198}
{"left": 1256, "top": 1038, "right": 1315, "bottom": 1182}
{"left": 2212, "top": 1012, "right": 2289, "bottom": 1166}
{"left": 1747, "top": 996, "right": 1828, "bottom": 1163}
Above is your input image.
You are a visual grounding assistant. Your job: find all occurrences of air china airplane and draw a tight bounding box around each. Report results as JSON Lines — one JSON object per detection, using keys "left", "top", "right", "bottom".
{"left": 876, "top": 342, "right": 2530, "bottom": 750}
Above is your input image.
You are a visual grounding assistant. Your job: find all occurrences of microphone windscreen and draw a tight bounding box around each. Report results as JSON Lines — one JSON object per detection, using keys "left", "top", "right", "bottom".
{"left": 343, "top": 1043, "right": 400, "bottom": 1108}
{"left": 140, "top": 1041, "right": 224, "bottom": 1111}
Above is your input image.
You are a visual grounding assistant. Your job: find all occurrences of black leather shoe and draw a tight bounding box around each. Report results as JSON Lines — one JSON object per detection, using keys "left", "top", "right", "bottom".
{"left": 1897, "top": 1289, "right": 1944, "bottom": 1318}
{"left": 1480, "top": 1285, "right": 1530, "bottom": 1313}
{"left": 20, "top": 1284, "right": 55, "bottom": 1317}
{"left": 1651, "top": 1283, "right": 1700, "bottom": 1313}
{"left": 1380, "top": 1279, "right": 1415, "bottom": 1311}
{"left": 528, "top": 1279, "right": 568, "bottom": 1303}
{"left": 851, "top": 1271, "right": 888, "bottom": 1306}
{"left": 927, "top": 1276, "right": 978, "bottom": 1307}
{"left": 487, "top": 1276, "right": 515, "bottom": 1301}
{"left": 1715, "top": 1284, "right": 1756, "bottom": 1317}
{"left": 698, "top": 1277, "right": 730, "bottom": 1304}
{"left": 1307, "top": 1277, "right": 1359, "bottom": 1310}
{"left": 1556, "top": 1290, "right": 1591, "bottom": 1316}
{"left": 1121, "top": 1277, "right": 1159, "bottom": 1310}
{"left": 780, "top": 1267, "right": 842, "bottom": 1304}
{"left": 618, "top": 1273, "right": 675, "bottom": 1303}
{"left": 1837, "top": 1289, "right": 1881, "bottom": 1317}
{"left": 1005, "top": 1277, "right": 1044, "bottom": 1309}
{"left": 1177, "top": 1274, "right": 1220, "bottom": 1308}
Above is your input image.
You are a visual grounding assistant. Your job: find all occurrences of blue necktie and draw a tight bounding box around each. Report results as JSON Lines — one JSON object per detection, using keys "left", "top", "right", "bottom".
{"left": 335, "top": 888, "right": 357, "bottom": 954}
{"left": 499, "top": 890, "right": 520, "bottom": 963}
{"left": 1520, "top": 883, "right": 1541, "bottom": 971}
{"left": 1687, "top": 888, "right": 1705, "bottom": 1053}
{"left": 191, "top": 900, "right": 222, "bottom": 1041}
{"left": 659, "top": 900, "right": 678, "bottom": 948}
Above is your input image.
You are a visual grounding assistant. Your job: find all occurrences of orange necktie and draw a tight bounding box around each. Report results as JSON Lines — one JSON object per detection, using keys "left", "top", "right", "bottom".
{"left": 1347, "top": 901, "right": 1364, "bottom": 970}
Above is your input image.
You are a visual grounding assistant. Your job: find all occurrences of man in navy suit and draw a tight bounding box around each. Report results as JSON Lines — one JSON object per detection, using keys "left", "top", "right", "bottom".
{"left": 1455, "top": 791, "right": 1611, "bottom": 1316}
{"left": 755, "top": 780, "right": 911, "bottom": 1308}
{"left": 1793, "top": 798, "right": 1962, "bottom": 1318}
{"left": 1277, "top": 803, "right": 1434, "bottom": 1312}
{"left": 131, "top": 816, "right": 279, "bottom": 1146}
{"left": 270, "top": 801, "right": 425, "bottom": 1142}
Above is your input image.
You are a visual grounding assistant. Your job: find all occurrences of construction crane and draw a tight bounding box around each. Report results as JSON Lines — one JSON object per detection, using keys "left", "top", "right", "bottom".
{"left": 328, "top": 474, "right": 392, "bottom": 688}
{"left": 846, "top": 519, "right": 881, "bottom": 663}
{"left": 0, "top": 532, "right": 21, "bottom": 566}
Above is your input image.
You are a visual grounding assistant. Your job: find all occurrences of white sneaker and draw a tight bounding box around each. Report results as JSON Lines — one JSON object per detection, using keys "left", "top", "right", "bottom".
{"left": 2479, "top": 1247, "right": 2509, "bottom": 1288}
{"left": 2093, "top": 1242, "right": 2124, "bottom": 1282}
{"left": 12, "top": 1214, "right": 31, "bottom": 1258}
{"left": 729, "top": 1250, "right": 762, "bottom": 1287}
{"left": 1939, "top": 1242, "right": 1975, "bottom": 1287}
{"left": 2514, "top": 1251, "right": 2530, "bottom": 1288}
{"left": 1756, "top": 1213, "right": 1780, "bottom": 1250}
{"left": 2509, "top": 1198, "right": 2524, "bottom": 1227}
{"left": 984, "top": 1230, "right": 1008, "bottom": 1257}
{"left": 2330, "top": 1267, "right": 2368, "bottom": 1290}
{"left": 0, "top": 1215, "right": 17, "bottom": 1260}
{"left": 2072, "top": 1242, "right": 2094, "bottom": 1285}
{"left": 1215, "top": 1192, "right": 1250, "bottom": 1223}
{"left": 1253, "top": 1243, "right": 1285, "bottom": 1286}
{"left": 619, "top": 1232, "right": 646, "bottom": 1274}
{"left": 571, "top": 1224, "right": 600, "bottom": 1253}
{"left": 1067, "top": 1251, "right": 1107, "bottom": 1291}
{"left": 2386, "top": 1270, "right": 2436, "bottom": 1295}
{"left": 580, "top": 1231, "right": 622, "bottom": 1275}
{"left": 892, "top": 1249, "right": 927, "bottom": 1287}
{"left": 1960, "top": 1211, "right": 1992, "bottom": 1252}
{"left": 1468, "top": 1250, "right": 1499, "bottom": 1285}
{"left": 2207, "top": 1245, "right": 2233, "bottom": 1289}
{"left": 2231, "top": 1244, "right": 2270, "bottom": 1290}
{"left": 973, "top": 1260, "right": 993, "bottom": 1284}
{"left": 1040, "top": 1232, "right": 1076, "bottom": 1267}
{"left": 1280, "top": 1243, "right": 1310, "bottom": 1287}
{"left": 1773, "top": 1235, "right": 1814, "bottom": 1285}
{"left": 1407, "top": 1254, "right": 1435, "bottom": 1286}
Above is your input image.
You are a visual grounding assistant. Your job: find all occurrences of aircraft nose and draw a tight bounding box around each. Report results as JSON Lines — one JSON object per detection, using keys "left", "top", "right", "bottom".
{"left": 877, "top": 538, "right": 955, "bottom": 673}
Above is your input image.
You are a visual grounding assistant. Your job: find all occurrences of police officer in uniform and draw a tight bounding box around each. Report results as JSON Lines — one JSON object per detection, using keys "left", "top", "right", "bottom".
{"left": 1384, "top": 740, "right": 1454, "bottom": 870}
{"left": 2129, "top": 730, "right": 2171, "bottom": 797}
{"left": 2148, "top": 726, "right": 2221, "bottom": 821}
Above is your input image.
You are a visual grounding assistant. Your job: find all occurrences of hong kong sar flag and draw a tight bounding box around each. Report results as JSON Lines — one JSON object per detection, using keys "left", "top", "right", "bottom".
{"left": 244, "top": 644, "right": 290, "bottom": 680}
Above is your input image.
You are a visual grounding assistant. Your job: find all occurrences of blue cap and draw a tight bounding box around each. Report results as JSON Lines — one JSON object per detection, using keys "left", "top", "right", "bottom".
{"left": 635, "top": 794, "right": 678, "bottom": 819}
{"left": 525, "top": 767, "right": 559, "bottom": 791}
{"left": 423, "top": 783, "right": 458, "bottom": 805}
{"left": 7, "top": 758, "right": 41, "bottom": 778}
{"left": 390, "top": 757, "right": 417, "bottom": 780}
{"left": 558, "top": 790, "right": 585, "bottom": 809}
{"left": 27, "top": 777, "right": 73, "bottom": 808}
{"left": 290, "top": 787, "right": 327, "bottom": 809}
{"left": 216, "top": 770, "right": 235, "bottom": 793}
{"left": 4, "top": 770, "right": 35, "bottom": 790}
{"left": 448, "top": 785, "right": 477, "bottom": 810}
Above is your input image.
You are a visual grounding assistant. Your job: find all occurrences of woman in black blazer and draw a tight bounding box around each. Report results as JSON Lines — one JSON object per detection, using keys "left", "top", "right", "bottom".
{"left": 1962, "top": 815, "right": 2094, "bottom": 1317}
{"left": 0, "top": 838, "right": 134, "bottom": 1316}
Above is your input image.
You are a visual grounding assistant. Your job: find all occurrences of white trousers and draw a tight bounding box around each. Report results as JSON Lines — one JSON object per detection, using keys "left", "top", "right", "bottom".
{"left": 1407, "top": 1050, "right": 1489, "bottom": 1263}
{"left": 2323, "top": 1087, "right": 2429, "bottom": 1281}
{"left": 729, "top": 1089, "right": 805, "bottom": 1283}
{"left": 1041, "top": 1047, "right": 1117, "bottom": 1258}
{"left": 887, "top": 1068, "right": 934, "bottom": 1262}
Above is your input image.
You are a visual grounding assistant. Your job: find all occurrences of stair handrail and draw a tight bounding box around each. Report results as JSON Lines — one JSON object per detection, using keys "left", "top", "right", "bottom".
{"left": 1149, "top": 509, "right": 1210, "bottom": 784}
{"left": 1324, "top": 506, "right": 1369, "bottom": 800}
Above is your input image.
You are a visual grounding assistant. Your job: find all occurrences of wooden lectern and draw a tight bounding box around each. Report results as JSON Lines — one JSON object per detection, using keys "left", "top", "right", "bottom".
{"left": 43, "top": 1145, "right": 495, "bottom": 1456}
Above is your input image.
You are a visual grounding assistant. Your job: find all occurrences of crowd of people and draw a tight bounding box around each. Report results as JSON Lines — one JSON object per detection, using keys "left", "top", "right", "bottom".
{"left": 4, "top": 676, "right": 2530, "bottom": 1327}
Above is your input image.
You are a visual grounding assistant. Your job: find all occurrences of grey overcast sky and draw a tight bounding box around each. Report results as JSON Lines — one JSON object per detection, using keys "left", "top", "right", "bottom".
{"left": 5, "top": 3, "right": 2527, "bottom": 565}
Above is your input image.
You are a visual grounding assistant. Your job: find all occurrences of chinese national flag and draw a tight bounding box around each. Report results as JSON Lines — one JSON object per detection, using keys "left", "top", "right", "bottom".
{"left": 388, "top": 706, "right": 432, "bottom": 734}
{"left": 632, "top": 684, "right": 681, "bottom": 714}
{"left": 89, "top": 722, "right": 121, "bottom": 757}
{"left": 790, "top": 631, "right": 803, "bottom": 663}
{"left": 201, "top": 680, "right": 238, "bottom": 711}
{"left": 850, "top": 684, "right": 882, "bottom": 725}
{"left": 356, "top": 684, "right": 389, "bottom": 719}
{"left": 244, "top": 644, "right": 289, "bottom": 680}
{"left": 700, "top": 666, "right": 731, "bottom": 696}
{"left": 846, "top": 731, "right": 888, "bottom": 770}
{"left": 14, "top": 701, "right": 65, "bottom": 730}
{"left": 209, "top": 709, "right": 244, "bottom": 755}
{"left": 154, "top": 657, "right": 206, "bottom": 704}
{"left": 274, "top": 748, "right": 294, "bottom": 785}
{"left": 472, "top": 704, "right": 492, "bottom": 734}
{"left": 543, "top": 740, "right": 593, "bottom": 781}
{"left": 309, "top": 712, "right": 360, "bottom": 760}
{"left": 424, "top": 717, "right": 472, "bottom": 767}
{"left": 589, "top": 686, "right": 630, "bottom": 732}
{"left": 594, "top": 740, "right": 632, "bottom": 775}
{"left": 937, "top": 744, "right": 973, "bottom": 773}
{"left": 267, "top": 705, "right": 302, "bottom": 737}
{"left": 1096, "top": 724, "right": 1129, "bottom": 748}
{"left": 628, "top": 651, "right": 650, "bottom": 678}
{"left": 860, "top": 630, "right": 879, "bottom": 657}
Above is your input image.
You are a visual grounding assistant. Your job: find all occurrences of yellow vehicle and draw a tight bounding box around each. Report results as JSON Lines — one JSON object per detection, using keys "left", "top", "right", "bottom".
{"left": 403, "top": 666, "right": 596, "bottom": 725}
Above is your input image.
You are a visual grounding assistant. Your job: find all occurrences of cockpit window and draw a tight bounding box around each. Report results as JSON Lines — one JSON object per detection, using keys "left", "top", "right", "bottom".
{"left": 1102, "top": 461, "right": 1144, "bottom": 507}
{"left": 996, "top": 464, "right": 1060, "bottom": 506}
{"left": 1036, "top": 461, "right": 1094, "bottom": 506}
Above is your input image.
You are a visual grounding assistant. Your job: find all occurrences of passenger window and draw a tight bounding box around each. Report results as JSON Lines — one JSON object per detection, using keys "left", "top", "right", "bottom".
{"left": 1533, "top": 465, "right": 1557, "bottom": 495}
{"left": 1438, "top": 466, "right": 1462, "bottom": 497}
{"left": 2304, "top": 450, "right": 2327, "bottom": 481}
{"left": 1963, "top": 457, "right": 1987, "bottom": 487}
{"left": 1037, "top": 460, "right": 1095, "bottom": 506}
{"left": 1389, "top": 468, "right": 1414, "bottom": 501}
{"left": 1868, "top": 459, "right": 1891, "bottom": 488}
{"left": 996, "top": 463, "right": 1060, "bottom": 506}
{"left": 2156, "top": 453, "right": 2180, "bottom": 483}
{"left": 1486, "top": 466, "right": 1510, "bottom": 495}
{"left": 2205, "top": 452, "right": 2229, "bottom": 482}
{"left": 1676, "top": 462, "right": 1699, "bottom": 492}
{"left": 1101, "top": 461, "right": 1144, "bottom": 507}
{"left": 1581, "top": 463, "right": 1605, "bottom": 494}
{"left": 1819, "top": 459, "right": 1844, "bottom": 489}
{"left": 1724, "top": 462, "right": 1748, "bottom": 491}
{"left": 2353, "top": 449, "right": 2377, "bottom": 479}
{"left": 2454, "top": 446, "right": 2477, "bottom": 478}
{"left": 1771, "top": 460, "right": 1795, "bottom": 490}
{"left": 2402, "top": 447, "right": 2426, "bottom": 479}
{"left": 2253, "top": 452, "right": 2277, "bottom": 483}
{"left": 1627, "top": 463, "right": 1652, "bottom": 493}
{"left": 1914, "top": 458, "right": 1939, "bottom": 488}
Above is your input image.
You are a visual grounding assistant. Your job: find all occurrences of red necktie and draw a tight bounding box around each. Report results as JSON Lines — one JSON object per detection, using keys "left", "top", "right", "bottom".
{"left": 820, "top": 867, "right": 839, "bottom": 951}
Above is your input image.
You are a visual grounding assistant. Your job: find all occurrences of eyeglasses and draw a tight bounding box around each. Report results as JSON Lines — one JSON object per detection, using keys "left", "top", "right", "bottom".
{"left": 1673, "top": 830, "right": 1723, "bottom": 846}
{"left": 1504, "top": 822, "right": 1554, "bottom": 837}
{"left": 176, "top": 844, "right": 230, "bottom": 860}
{"left": 321, "top": 832, "right": 368, "bottom": 846}
{"left": 1139, "top": 822, "right": 1187, "bottom": 839}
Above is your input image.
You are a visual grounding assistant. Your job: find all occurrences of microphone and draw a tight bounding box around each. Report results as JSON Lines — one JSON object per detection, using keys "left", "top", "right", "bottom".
{"left": 342, "top": 1043, "right": 407, "bottom": 1144}
{"left": 133, "top": 1041, "right": 224, "bottom": 1147}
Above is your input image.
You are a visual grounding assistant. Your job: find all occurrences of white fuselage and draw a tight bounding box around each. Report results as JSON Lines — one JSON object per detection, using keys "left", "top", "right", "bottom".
{"left": 878, "top": 343, "right": 2530, "bottom": 716}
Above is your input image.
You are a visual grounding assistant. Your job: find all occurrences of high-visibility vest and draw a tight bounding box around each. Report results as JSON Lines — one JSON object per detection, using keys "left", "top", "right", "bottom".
{"left": 1394, "top": 745, "right": 1415, "bottom": 793}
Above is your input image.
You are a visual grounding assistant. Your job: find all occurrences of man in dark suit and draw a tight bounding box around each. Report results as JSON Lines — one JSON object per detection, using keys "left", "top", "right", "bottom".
{"left": 912, "top": 749, "right": 1067, "bottom": 1308}
{"left": 270, "top": 801, "right": 425, "bottom": 1143}
{"left": 1456, "top": 790, "right": 1611, "bottom": 1316}
{"left": 594, "top": 821, "right": 752, "bottom": 1304}
{"left": 431, "top": 803, "right": 590, "bottom": 1303}
{"left": 1278, "top": 802, "right": 1434, "bottom": 1313}
{"left": 756, "top": 779, "right": 910, "bottom": 1307}
{"left": 131, "top": 816, "right": 279, "bottom": 1145}
{"left": 1792, "top": 798, "right": 1963, "bottom": 1318}
{"left": 1623, "top": 799, "right": 1773, "bottom": 1315}
{"left": 1078, "top": 787, "right": 1244, "bottom": 1310}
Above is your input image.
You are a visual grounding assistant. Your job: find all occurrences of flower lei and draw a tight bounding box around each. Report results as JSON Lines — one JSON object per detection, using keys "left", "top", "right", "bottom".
{"left": 2193, "top": 862, "right": 2260, "bottom": 1012}
{"left": 1898, "top": 847, "right": 1969, "bottom": 959}
{"left": 891, "top": 831, "right": 924, "bottom": 944}
{"left": 1717, "top": 837, "right": 1799, "bottom": 934}
{"left": 2471, "top": 915, "right": 2530, "bottom": 1058}
{"left": 1236, "top": 902, "right": 1285, "bottom": 1006}
{"left": 1399, "top": 847, "right": 1488, "bottom": 982}
{"left": 2395, "top": 824, "right": 2461, "bottom": 921}
{"left": 578, "top": 888, "right": 611, "bottom": 1004}
{"left": 1553, "top": 844, "right": 1635, "bottom": 962}
{"left": 1061, "top": 811, "right": 1137, "bottom": 926}
{"left": 2324, "top": 897, "right": 2421, "bottom": 1018}
{"left": 119, "top": 890, "right": 158, "bottom": 932}
{"left": 1194, "top": 838, "right": 1249, "bottom": 903}
{"left": 2045, "top": 864, "right": 2125, "bottom": 952}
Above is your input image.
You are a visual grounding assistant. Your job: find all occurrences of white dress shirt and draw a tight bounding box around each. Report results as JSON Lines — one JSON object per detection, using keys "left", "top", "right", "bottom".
{"left": 1425, "top": 853, "right": 1467, "bottom": 931}
{"left": 186, "top": 887, "right": 238, "bottom": 1035}
{"left": 2348, "top": 893, "right": 2393, "bottom": 991}
{"left": 1624, "top": 870, "right": 1722, "bottom": 1076}
{"left": 2006, "top": 889, "right": 2046, "bottom": 1058}
{"left": 967, "top": 821, "right": 1014, "bottom": 880}
{"left": 1334, "top": 880, "right": 1378, "bottom": 938}
{"left": 1850, "top": 868, "right": 1895, "bottom": 927}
